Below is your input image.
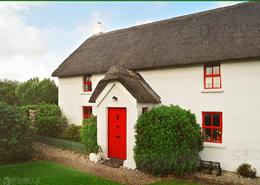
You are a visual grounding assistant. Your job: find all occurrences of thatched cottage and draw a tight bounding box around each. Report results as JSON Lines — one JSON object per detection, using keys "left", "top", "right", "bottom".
{"left": 53, "top": 2, "right": 260, "bottom": 175}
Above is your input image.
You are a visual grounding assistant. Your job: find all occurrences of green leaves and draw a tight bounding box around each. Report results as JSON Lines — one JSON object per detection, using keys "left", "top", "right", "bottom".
{"left": 80, "top": 117, "right": 99, "bottom": 153}
{"left": 134, "top": 105, "right": 203, "bottom": 176}
{"left": 0, "top": 102, "right": 33, "bottom": 164}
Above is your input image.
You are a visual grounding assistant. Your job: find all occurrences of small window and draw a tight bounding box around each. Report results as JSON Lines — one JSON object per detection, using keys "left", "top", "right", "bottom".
{"left": 142, "top": 107, "right": 149, "bottom": 114}
{"left": 204, "top": 64, "right": 221, "bottom": 89}
{"left": 83, "top": 106, "right": 92, "bottom": 119}
{"left": 83, "top": 75, "right": 92, "bottom": 92}
{"left": 202, "top": 112, "right": 222, "bottom": 143}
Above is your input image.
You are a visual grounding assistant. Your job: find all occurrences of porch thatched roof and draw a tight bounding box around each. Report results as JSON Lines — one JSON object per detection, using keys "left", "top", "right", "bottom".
{"left": 89, "top": 65, "right": 161, "bottom": 103}
{"left": 53, "top": 2, "right": 260, "bottom": 77}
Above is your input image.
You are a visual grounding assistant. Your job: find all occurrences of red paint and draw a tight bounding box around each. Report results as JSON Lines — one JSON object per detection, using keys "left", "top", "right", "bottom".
{"left": 83, "top": 106, "right": 92, "bottom": 119}
{"left": 83, "top": 75, "right": 92, "bottom": 92}
{"left": 108, "top": 108, "right": 127, "bottom": 160}
{"left": 204, "top": 64, "right": 222, "bottom": 89}
{"left": 202, "top": 112, "right": 223, "bottom": 143}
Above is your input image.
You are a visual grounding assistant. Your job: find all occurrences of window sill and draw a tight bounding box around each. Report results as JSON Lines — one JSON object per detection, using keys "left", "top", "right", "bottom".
{"left": 201, "top": 89, "right": 224, "bottom": 93}
{"left": 203, "top": 142, "right": 225, "bottom": 149}
{"left": 81, "top": 92, "right": 92, "bottom": 95}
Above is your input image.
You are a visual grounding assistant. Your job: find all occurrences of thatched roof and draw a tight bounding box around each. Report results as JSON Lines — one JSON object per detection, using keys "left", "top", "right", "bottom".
{"left": 53, "top": 2, "right": 260, "bottom": 77}
{"left": 89, "top": 65, "right": 161, "bottom": 103}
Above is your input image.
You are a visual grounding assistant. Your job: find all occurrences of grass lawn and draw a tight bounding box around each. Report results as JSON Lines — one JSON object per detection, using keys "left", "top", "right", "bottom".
{"left": 0, "top": 161, "right": 202, "bottom": 185}
{"left": 0, "top": 161, "right": 120, "bottom": 185}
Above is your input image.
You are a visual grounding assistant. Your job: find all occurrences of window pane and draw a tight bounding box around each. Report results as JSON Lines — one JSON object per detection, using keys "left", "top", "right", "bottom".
{"left": 204, "top": 113, "right": 211, "bottom": 126}
{"left": 206, "top": 66, "right": 212, "bottom": 75}
{"left": 212, "top": 129, "right": 221, "bottom": 142}
{"left": 213, "top": 77, "right": 221, "bottom": 88}
{"left": 213, "top": 114, "right": 220, "bottom": 127}
{"left": 205, "top": 77, "right": 212, "bottom": 88}
{"left": 203, "top": 128, "right": 211, "bottom": 141}
{"left": 213, "top": 65, "right": 220, "bottom": 74}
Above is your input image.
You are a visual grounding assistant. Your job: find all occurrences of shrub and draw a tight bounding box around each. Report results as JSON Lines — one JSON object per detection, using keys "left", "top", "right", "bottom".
{"left": 80, "top": 117, "right": 99, "bottom": 153}
{"left": 34, "top": 103, "right": 67, "bottom": 137}
{"left": 0, "top": 102, "right": 33, "bottom": 164}
{"left": 237, "top": 163, "right": 256, "bottom": 178}
{"left": 134, "top": 105, "right": 203, "bottom": 175}
{"left": 62, "top": 124, "right": 82, "bottom": 142}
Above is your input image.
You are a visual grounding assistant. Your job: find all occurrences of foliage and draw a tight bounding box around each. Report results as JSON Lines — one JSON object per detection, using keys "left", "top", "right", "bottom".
{"left": 34, "top": 103, "right": 67, "bottom": 137}
{"left": 0, "top": 79, "right": 19, "bottom": 105}
{"left": 62, "top": 124, "right": 82, "bottom": 142}
{"left": 237, "top": 163, "right": 256, "bottom": 178}
{"left": 19, "top": 104, "right": 39, "bottom": 118}
{"left": 0, "top": 102, "right": 33, "bottom": 164}
{"left": 0, "top": 162, "right": 120, "bottom": 185}
{"left": 16, "top": 77, "right": 58, "bottom": 105}
{"left": 80, "top": 117, "right": 99, "bottom": 153}
{"left": 134, "top": 105, "right": 203, "bottom": 176}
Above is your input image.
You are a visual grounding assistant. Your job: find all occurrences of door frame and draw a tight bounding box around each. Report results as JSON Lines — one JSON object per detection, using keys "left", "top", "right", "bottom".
{"left": 107, "top": 107, "right": 127, "bottom": 160}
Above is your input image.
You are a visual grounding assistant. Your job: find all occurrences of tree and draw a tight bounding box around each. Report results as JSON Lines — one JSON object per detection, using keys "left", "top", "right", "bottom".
{"left": 0, "top": 79, "right": 19, "bottom": 105}
{"left": 16, "top": 77, "right": 58, "bottom": 105}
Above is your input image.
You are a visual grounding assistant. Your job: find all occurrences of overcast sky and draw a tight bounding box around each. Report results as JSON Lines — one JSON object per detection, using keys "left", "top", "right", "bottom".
{"left": 0, "top": 1, "right": 242, "bottom": 82}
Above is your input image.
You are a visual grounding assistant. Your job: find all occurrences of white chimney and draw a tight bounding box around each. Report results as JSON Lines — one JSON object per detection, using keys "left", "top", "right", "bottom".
{"left": 93, "top": 21, "right": 103, "bottom": 36}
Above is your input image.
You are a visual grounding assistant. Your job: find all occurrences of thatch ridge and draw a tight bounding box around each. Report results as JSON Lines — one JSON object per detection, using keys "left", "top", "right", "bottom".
{"left": 89, "top": 65, "right": 161, "bottom": 103}
{"left": 53, "top": 2, "right": 260, "bottom": 77}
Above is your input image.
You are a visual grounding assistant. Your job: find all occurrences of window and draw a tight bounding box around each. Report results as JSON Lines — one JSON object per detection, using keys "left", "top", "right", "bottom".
{"left": 142, "top": 107, "right": 149, "bottom": 114}
{"left": 202, "top": 112, "right": 222, "bottom": 143}
{"left": 83, "top": 106, "right": 92, "bottom": 119}
{"left": 204, "top": 64, "right": 221, "bottom": 89}
{"left": 83, "top": 75, "right": 92, "bottom": 92}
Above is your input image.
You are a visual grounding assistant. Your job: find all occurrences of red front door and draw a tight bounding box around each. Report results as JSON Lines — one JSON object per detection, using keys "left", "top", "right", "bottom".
{"left": 108, "top": 108, "right": 126, "bottom": 160}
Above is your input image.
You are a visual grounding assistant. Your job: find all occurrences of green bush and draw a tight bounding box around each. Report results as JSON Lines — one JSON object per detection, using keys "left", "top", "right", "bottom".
{"left": 34, "top": 103, "right": 67, "bottom": 137}
{"left": 0, "top": 102, "right": 33, "bottom": 164}
{"left": 80, "top": 117, "right": 99, "bottom": 153}
{"left": 237, "top": 163, "right": 256, "bottom": 178}
{"left": 134, "top": 105, "right": 203, "bottom": 176}
{"left": 62, "top": 124, "right": 82, "bottom": 142}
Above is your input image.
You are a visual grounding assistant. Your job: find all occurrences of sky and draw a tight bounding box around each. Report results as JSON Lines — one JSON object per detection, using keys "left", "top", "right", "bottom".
{"left": 0, "top": 1, "right": 243, "bottom": 82}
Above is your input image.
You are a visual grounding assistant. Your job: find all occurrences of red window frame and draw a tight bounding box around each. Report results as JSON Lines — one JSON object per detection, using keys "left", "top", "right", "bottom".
{"left": 202, "top": 112, "right": 222, "bottom": 143}
{"left": 204, "top": 64, "right": 222, "bottom": 89}
{"left": 83, "top": 75, "right": 92, "bottom": 92}
{"left": 83, "top": 106, "right": 92, "bottom": 119}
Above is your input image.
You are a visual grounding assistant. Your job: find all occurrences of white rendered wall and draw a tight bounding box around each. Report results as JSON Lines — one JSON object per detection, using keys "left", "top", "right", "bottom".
{"left": 58, "top": 60, "right": 260, "bottom": 175}
{"left": 58, "top": 74, "right": 104, "bottom": 124}
{"left": 138, "top": 61, "right": 260, "bottom": 176}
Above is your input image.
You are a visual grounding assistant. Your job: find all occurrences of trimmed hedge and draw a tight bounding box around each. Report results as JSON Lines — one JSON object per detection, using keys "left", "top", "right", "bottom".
{"left": 0, "top": 102, "right": 33, "bottom": 164}
{"left": 62, "top": 124, "right": 82, "bottom": 142}
{"left": 134, "top": 105, "right": 203, "bottom": 175}
{"left": 35, "top": 103, "right": 67, "bottom": 137}
{"left": 80, "top": 117, "right": 99, "bottom": 153}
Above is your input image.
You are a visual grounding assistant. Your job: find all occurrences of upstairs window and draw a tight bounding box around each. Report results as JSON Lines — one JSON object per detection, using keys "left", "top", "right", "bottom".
{"left": 202, "top": 112, "right": 222, "bottom": 143}
{"left": 204, "top": 64, "right": 221, "bottom": 89}
{"left": 83, "top": 75, "right": 92, "bottom": 92}
{"left": 83, "top": 106, "right": 92, "bottom": 119}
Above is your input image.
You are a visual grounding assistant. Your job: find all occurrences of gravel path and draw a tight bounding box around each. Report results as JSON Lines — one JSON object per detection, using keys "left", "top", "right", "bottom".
{"left": 33, "top": 142, "right": 260, "bottom": 185}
